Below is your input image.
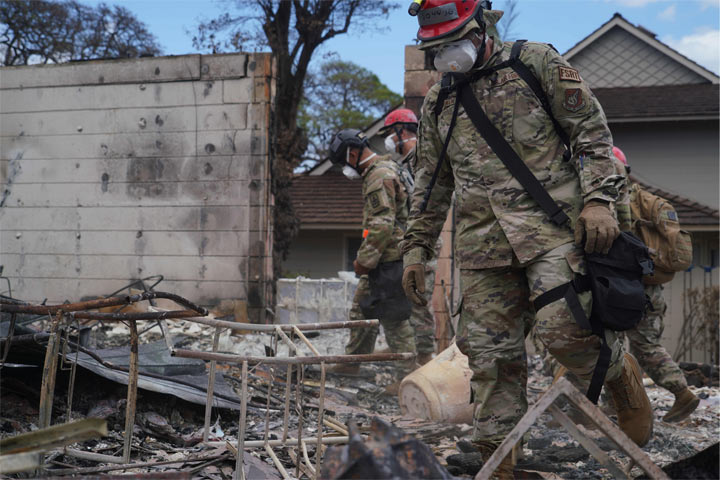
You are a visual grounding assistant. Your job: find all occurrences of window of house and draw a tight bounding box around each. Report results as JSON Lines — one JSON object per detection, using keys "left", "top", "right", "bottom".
{"left": 346, "top": 236, "right": 362, "bottom": 271}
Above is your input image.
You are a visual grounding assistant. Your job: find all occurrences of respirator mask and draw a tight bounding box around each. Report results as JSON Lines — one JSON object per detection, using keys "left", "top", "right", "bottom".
{"left": 342, "top": 149, "right": 376, "bottom": 180}
{"left": 433, "top": 38, "right": 478, "bottom": 73}
{"left": 384, "top": 135, "right": 398, "bottom": 153}
{"left": 385, "top": 133, "right": 417, "bottom": 154}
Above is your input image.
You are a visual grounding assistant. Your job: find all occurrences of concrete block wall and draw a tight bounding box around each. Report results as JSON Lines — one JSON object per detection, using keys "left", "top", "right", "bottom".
{"left": 0, "top": 53, "right": 274, "bottom": 322}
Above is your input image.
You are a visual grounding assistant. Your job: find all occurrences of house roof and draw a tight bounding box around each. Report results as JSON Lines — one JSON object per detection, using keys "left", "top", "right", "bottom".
{"left": 630, "top": 176, "right": 719, "bottom": 229}
{"left": 289, "top": 171, "right": 718, "bottom": 230}
{"left": 289, "top": 170, "right": 363, "bottom": 228}
{"left": 594, "top": 84, "right": 720, "bottom": 121}
{"left": 565, "top": 13, "right": 719, "bottom": 85}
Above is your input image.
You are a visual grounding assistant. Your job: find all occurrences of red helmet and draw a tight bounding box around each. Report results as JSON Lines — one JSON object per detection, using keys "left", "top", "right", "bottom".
{"left": 612, "top": 146, "right": 628, "bottom": 166}
{"left": 415, "top": 0, "right": 485, "bottom": 43}
{"left": 382, "top": 108, "right": 418, "bottom": 131}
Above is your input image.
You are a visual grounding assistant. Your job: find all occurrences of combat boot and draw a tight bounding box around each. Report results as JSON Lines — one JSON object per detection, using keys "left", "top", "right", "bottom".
{"left": 663, "top": 387, "right": 699, "bottom": 423}
{"left": 604, "top": 353, "right": 653, "bottom": 446}
{"left": 473, "top": 441, "right": 515, "bottom": 480}
{"left": 326, "top": 363, "right": 360, "bottom": 376}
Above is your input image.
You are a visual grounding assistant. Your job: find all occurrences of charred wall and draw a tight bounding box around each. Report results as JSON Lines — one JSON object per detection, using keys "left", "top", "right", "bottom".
{"left": 0, "top": 53, "right": 274, "bottom": 322}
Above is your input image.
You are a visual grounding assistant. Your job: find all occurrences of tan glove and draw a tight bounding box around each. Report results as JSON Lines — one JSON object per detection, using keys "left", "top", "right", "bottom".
{"left": 574, "top": 201, "right": 620, "bottom": 254}
{"left": 402, "top": 264, "right": 427, "bottom": 306}
{"left": 353, "top": 259, "right": 371, "bottom": 276}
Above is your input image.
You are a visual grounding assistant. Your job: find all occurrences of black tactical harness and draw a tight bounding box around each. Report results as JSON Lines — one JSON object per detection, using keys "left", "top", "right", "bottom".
{"left": 419, "top": 40, "right": 652, "bottom": 403}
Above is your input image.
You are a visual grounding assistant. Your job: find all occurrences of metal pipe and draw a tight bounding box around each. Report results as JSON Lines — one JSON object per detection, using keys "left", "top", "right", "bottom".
{"left": 39, "top": 314, "right": 62, "bottom": 429}
{"left": 209, "top": 436, "right": 350, "bottom": 449}
{"left": 62, "top": 448, "right": 125, "bottom": 464}
{"left": 0, "top": 291, "right": 207, "bottom": 316}
{"left": 71, "top": 310, "right": 201, "bottom": 321}
{"left": 264, "top": 444, "right": 290, "bottom": 480}
{"left": 203, "top": 326, "right": 222, "bottom": 443}
{"left": 315, "top": 362, "right": 326, "bottom": 479}
{"left": 234, "top": 361, "right": 248, "bottom": 480}
{"left": 172, "top": 350, "right": 414, "bottom": 365}
{"left": 122, "top": 321, "right": 139, "bottom": 464}
{"left": 166, "top": 317, "right": 379, "bottom": 333}
{"left": 293, "top": 326, "right": 321, "bottom": 356}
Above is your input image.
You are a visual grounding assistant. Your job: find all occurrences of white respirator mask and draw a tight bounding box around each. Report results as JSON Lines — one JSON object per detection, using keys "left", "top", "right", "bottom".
{"left": 384, "top": 135, "right": 397, "bottom": 153}
{"left": 433, "top": 38, "right": 478, "bottom": 73}
{"left": 342, "top": 165, "right": 361, "bottom": 180}
{"left": 342, "top": 149, "right": 376, "bottom": 180}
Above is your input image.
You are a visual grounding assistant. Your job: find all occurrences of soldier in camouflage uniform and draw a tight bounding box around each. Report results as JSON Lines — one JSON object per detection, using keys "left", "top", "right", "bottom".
{"left": 612, "top": 147, "right": 699, "bottom": 422}
{"left": 382, "top": 108, "right": 438, "bottom": 365}
{"left": 326, "top": 129, "right": 417, "bottom": 386}
{"left": 400, "top": 2, "right": 653, "bottom": 474}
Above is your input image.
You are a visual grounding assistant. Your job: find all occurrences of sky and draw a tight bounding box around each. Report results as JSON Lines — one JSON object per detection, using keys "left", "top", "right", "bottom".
{"left": 83, "top": 0, "right": 720, "bottom": 94}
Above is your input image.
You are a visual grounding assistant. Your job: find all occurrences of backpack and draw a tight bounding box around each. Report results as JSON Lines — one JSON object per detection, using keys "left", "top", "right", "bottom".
{"left": 629, "top": 184, "right": 693, "bottom": 284}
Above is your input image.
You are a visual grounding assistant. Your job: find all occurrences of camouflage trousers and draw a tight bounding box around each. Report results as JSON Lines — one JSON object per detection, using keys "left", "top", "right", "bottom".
{"left": 626, "top": 284, "right": 687, "bottom": 393}
{"left": 345, "top": 275, "right": 416, "bottom": 372}
{"left": 409, "top": 259, "right": 437, "bottom": 356}
{"left": 456, "top": 242, "right": 624, "bottom": 443}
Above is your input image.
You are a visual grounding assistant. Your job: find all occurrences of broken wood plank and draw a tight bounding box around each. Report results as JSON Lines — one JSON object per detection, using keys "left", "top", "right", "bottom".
{"left": 0, "top": 418, "right": 108, "bottom": 454}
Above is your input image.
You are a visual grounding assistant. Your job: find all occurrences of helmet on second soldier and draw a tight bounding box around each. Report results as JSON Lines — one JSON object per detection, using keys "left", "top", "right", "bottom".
{"left": 612, "top": 146, "right": 631, "bottom": 174}
{"left": 381, "top": 108, "right": 418, "bottom": 133}
{"left": 329, "top": 129, "right": 368, "bottom": 165}
{"left": 381, "top": 108, "right": 419, "bottom": 155}
{"left": 612, "top": 146, "right": 627, "bottom": 166}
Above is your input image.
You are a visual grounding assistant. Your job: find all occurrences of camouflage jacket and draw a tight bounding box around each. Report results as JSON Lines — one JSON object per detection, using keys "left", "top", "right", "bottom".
{"left": 613, "top": 157, "right": 632, "bottom": 232}
{"left": 356, "top": 156, "right": 409, "bottom": 269}
{"left": 402, "top": 34, "right": 621, "bottom": 269}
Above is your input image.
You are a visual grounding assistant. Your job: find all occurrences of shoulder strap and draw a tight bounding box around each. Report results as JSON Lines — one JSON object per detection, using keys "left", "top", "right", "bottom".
{"left": 433, "top": 74, "right": 454, "bottom": 119}
{"left": 457, "top": 82, "right": 570, "bottom": 226}
{"left": 508, "top": 40, "right": 572, "bottom": 159}
{"left": 419, "top": 95, "right": 461, "bottom": 214}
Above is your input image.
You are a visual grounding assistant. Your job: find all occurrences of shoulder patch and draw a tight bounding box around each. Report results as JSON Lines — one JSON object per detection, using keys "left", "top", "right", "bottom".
{"left": 558, "top": 66, "right": 581, "bottom": 83}
{"left": 367, "top": 189, "right": 391, "bottom": 214}
{"left": 495, "top": 71, "right": 520, "bottom": 86}
{"left": 562, "top": 88, "right": 585, "bottom": 112}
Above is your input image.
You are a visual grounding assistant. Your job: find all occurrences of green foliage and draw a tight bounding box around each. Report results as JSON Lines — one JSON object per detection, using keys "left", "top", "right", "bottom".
{"left": 299, "top": 59, "right": 403, "bottom": 167}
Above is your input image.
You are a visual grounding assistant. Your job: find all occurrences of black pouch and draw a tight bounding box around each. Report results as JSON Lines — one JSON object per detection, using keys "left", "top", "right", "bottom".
{"left": 584, "top": 231, "right": 653, "bottom": 332}
{"left": 359, "top": 261, "right": 412, "bottom": 323}
{"left": 534, "top": 232, "right": 653, "bottom": 403}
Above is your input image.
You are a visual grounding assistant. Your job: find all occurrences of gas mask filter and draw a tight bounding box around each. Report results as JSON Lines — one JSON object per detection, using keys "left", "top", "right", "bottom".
{"left": 433, "top": 38, "right": 478, "bottom": 73}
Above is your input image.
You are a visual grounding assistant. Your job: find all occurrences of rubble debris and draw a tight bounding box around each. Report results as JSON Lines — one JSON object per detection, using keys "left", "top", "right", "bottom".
{"left": 321, "top": 417, "right": 454, "bottom": 480}
{"left": 638, "top": 442, "right": 719, "bottom": 480}
{"left": 1, "top": 282, "right": 718, "bottom": 479}
{"left": 0, "top": 418, "right": 108, "bottom": 474}
{"left": 678, "top": 361, "right": 719, "bottom": 387}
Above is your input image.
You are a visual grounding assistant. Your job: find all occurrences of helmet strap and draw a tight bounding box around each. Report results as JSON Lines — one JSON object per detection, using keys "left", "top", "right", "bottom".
{"left": 393, "top": 125, "right": 404, "bottom": 154}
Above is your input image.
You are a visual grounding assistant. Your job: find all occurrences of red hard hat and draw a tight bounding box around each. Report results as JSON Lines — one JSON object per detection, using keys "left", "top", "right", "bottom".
{"left": 383, "top": 108, "right": 418, "bottom": 130}
{"left": 612, "top": 146, "right": 628, "bottom": 166}
{"left": 416, "top": 0, "right": 484, "bottom": 42}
